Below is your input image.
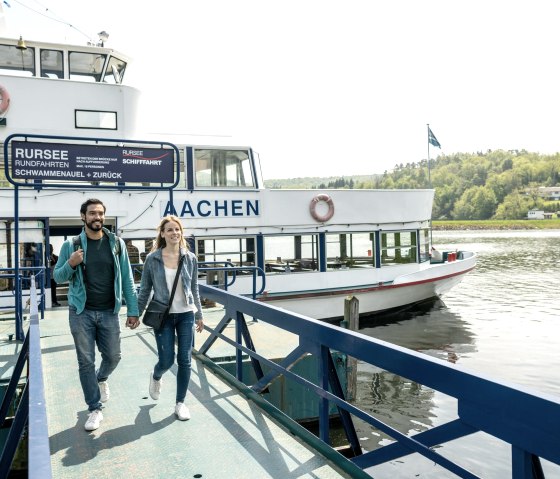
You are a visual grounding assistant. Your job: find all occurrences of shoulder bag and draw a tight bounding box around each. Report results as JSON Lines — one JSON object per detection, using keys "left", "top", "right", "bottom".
{"left": 143, "top": 255, "right": 184, "bottom": 329}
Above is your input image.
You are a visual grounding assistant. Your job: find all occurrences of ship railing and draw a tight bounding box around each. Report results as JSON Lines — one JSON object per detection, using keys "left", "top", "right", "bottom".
{"left": 0, "top": 266, "right": 46, "bottom": 340}
{"left": 0, "top": 276, "right": 52, "bottom": 478}
{"left": 198, "top": 261, "right": 266, "bottom": 300}
{"left": 197, "top": 284, "right": 560, "bottom": 479}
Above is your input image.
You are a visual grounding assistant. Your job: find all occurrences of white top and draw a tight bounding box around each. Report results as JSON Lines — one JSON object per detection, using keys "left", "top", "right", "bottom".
{"left": 164, "top": 267, "right": 194, "bottom": 314}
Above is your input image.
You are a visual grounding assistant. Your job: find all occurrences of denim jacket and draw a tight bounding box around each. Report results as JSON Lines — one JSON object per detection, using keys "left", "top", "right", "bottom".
{"left": 137, "top": 248, "right": 203, "bottom": 321}
{"left": 53, "top": 228, "right": 139, "bottom": 316}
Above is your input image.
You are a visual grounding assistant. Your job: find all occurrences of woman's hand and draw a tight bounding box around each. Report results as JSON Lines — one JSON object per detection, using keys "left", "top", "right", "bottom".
{"left": 195, "top": 319, "right": 204, "bottom": 333}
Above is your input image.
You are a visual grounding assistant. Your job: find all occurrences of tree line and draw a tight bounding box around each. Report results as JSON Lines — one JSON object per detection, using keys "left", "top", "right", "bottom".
{"left": 265, "top": 150, "right": 560, "bottom": 220}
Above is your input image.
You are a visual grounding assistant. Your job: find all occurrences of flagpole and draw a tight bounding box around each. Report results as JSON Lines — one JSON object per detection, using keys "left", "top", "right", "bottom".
{"left": 427, "top": 123, "right": 433, "bottom": 247}
{"left": 427, "top": 123, "right": 431, "bottom": 188}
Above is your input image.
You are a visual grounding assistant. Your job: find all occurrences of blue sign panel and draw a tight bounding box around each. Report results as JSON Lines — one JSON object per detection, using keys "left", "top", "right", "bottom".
{"left": 11, "top": 141, "right": 175, "bottom": 183}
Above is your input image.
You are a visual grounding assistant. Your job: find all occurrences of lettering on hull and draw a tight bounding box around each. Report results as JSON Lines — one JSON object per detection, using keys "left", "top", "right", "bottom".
{"left": 164, "top": 200, "right": 260, "bottom": 218}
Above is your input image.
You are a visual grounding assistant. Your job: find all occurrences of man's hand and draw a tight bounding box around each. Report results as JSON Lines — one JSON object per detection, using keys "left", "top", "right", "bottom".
{"left": 126, "top": 316, "right": 140, "bottom": 329}
{"left": 68, "top": 248, "right": 84, "bottom": 268}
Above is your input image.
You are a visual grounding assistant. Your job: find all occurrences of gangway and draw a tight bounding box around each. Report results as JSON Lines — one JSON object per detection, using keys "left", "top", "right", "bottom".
{"left": 1, "top": 278, "right": 559, "bottom": 477}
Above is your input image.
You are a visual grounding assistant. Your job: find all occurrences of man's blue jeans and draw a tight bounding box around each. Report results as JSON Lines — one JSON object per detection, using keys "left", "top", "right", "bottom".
{"left": 69, "top": 307, "right": 121, "bottom": 411}
{"left": 153, "top": 311, "right": 195, "bottom": 403}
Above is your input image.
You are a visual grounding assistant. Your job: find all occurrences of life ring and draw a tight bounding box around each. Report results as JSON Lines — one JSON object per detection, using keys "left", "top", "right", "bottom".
{"left": 310, "top": 194, "right": 335, "bottom": 222}
{"left": 0, "top": 85, "right": 10, "bottom": 116}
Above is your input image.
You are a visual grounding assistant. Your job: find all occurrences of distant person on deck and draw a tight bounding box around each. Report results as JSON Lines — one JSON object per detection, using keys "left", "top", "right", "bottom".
{"left": 125, "top": 240, "right": 141, "bottom": 281}
{"left": 54, "top": 198, "right": 139, "bottom": 432}
{"left": 49, "top": 244, "right": 60, "bottom": 307}
{"left": 137, "top": 215, "right": 204, "bottom": 421}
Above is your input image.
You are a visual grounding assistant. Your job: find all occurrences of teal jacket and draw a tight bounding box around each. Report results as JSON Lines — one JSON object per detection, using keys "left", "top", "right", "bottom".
{"left": 53, "top": 228, "right": 139, "bottom": 316}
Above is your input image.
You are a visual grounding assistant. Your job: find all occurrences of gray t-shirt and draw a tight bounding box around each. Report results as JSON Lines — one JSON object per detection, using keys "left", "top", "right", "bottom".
{"left": 85, "top": 235, "right": 115, "bottom": 311}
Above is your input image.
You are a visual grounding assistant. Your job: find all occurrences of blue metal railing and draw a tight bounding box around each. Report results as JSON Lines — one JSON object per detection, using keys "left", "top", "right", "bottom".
{"left": 198, "top": 284, "right": 560, "bottom": 478}
{"left": 0, "top": 276, "right": 52, "bottom": 478}
{"left": 0, "top": 266, "right": 46, "bottom": 340}
{"left": 199, "top": 261, "right": 266, "bottom": 299}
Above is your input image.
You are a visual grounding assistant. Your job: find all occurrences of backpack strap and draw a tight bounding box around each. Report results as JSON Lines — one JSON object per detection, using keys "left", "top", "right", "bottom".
{"left": 72, "top": 235, "right": 86, "bottom": 284}
{"left": 72, "top": 235, "right": 82, "bottom": 250}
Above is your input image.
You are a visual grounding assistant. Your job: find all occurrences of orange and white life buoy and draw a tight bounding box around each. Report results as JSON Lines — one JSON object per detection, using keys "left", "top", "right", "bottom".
{"left": 0, "top": 85, "right": 10, "bottom": 116}
{"left": 310, "top": 194, "right": 335, "bottom": 222}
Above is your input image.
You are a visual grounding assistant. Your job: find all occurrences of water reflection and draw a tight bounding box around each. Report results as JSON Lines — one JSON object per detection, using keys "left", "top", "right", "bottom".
{"left": 343, "top": 230, "right": 560, "bottom": 477}
{"left": 351, "top": 299, "right": 476, "bottom": 448}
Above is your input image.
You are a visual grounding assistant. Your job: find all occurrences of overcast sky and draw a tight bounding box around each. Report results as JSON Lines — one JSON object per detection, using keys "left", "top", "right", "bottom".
{"left": 3, "top": 0, "right": 560, "bottom": 179}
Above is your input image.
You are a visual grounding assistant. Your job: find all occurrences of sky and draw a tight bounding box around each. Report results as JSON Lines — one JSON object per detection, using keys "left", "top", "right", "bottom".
{"left": 2, "top": 0, "right": 560, "bottom": 179}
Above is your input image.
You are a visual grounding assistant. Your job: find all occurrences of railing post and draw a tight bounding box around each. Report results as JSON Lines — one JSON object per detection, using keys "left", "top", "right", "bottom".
{"left": 511, "top": 446, "right": 544, "bottom": 479}
{"left": 343, "top": 296, "right": 359, "bottom": 401}
{"left": 318, "top": 345, "right": 331, "bottom": 445}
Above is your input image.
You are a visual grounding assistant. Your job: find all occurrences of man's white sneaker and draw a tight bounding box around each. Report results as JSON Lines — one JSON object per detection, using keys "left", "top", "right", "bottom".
{"left": 84, "top": 409, "right": 103, "bottom": 431}
{"left": 149, "top": 372, "right": 161, "bottom": 400}
{"left": 175, "top": 402, "right": 191, "bottom": 421}
{"left": 99, "top": 381, "right": 110, "bottom": 403}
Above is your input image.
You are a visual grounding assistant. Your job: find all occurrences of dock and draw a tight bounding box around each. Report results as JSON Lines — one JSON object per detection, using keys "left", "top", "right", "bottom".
{"left": 2, "top": 282, "right": 560, "bottom": 479}
{"left": 36, "top": 307, "right": 356, "bottom": 478}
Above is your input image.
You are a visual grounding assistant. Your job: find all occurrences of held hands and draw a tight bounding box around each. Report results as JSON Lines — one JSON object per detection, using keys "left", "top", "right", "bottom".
{"left": 126, "top": 316, "right": 140, "bottom": 329}
{"left": 68, "top": 248, "right": 84, "bottom": 268}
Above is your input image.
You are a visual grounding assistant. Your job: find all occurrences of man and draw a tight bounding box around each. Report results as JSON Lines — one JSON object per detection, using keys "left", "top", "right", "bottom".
{"left": 54, "top": 198, "right": 140, "bottom": 431}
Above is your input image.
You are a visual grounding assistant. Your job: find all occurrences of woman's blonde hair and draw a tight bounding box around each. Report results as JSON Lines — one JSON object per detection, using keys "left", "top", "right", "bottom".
{"left": 152, "top": 215, "right": 188, "bottom": 251}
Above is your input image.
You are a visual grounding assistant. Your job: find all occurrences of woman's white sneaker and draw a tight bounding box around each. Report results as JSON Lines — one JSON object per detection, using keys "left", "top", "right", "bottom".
{"left": 84, "top": 409, "right": 103, "bottom": 431}
{"left": 175, "top": 402, "right": 190, "bottom": 421}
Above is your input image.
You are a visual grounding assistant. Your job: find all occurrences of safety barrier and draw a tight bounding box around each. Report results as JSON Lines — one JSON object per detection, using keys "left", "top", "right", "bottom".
{"left": 0, "top": 276, "right": 52, "bottom": 478}
{"left": 198, "top": 283, "right": 560, "bottom": 478}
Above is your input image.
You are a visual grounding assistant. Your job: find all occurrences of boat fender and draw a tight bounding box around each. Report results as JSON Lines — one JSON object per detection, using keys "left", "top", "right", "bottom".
{"left": 310, "top": 194, "right": 334, "bottom": 222}
{"left": 0, "top": 85, "right": 10, "bottom": 116}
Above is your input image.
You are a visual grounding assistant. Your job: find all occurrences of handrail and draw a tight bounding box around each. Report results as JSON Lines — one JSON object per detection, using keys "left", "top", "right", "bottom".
{"left": 0, "top": 266, "right": 47, "bottom": 337}
{"left": 0, "top": 276, "right": 52, "bottom": 478}
{"left": 199, "top": 261, "right": 266, "bottom": 299}
{"left": 197, "top": 284, "right": 560, "bottom": 478}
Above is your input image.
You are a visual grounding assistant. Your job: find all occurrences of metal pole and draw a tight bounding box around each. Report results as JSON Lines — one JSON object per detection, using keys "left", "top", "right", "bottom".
{"left": 427, "top": 123, "right": 431, "bottom": 188}
{"left": 14, "top": 184, "right": 24, "bottom": 341}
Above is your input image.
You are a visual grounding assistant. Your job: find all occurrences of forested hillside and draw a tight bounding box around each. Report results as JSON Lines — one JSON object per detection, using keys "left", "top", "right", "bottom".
{"left": 264, "top": 150, "right": 560, "bottom": 220}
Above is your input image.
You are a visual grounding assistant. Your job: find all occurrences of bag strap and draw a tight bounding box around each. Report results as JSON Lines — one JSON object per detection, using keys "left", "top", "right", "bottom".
{"left": 166, "top": 254, "right": 185, "bottom": 314}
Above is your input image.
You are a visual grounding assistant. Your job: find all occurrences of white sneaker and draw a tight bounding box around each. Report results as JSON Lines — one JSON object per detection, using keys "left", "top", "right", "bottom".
{"left": 149, "top": 372, "right": 161, "bottom": 400}
{"left": 99, "top": 381, "right": 110, "bottom": 403}
{"left": 175, "top": 402, "right": 191, "bottom": 421}
{"left": 84, "top": 409, "right": 103, "bottom": 431}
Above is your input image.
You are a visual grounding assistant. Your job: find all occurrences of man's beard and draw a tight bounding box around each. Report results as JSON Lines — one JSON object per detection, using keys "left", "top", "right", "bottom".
{"left": 86, "top": 219, "right": 103, "bottom": 231}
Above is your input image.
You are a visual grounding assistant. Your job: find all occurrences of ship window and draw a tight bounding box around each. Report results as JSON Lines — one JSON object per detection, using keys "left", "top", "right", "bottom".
{"left": 0, "top": 44, "right": 35, "bottom": 76}
{"left": 40, "top": 49, "right": 63, "bottom": 78}
{"left": 196, "top": 237, "right": 256, "bottom": 280}
{"left": 103, "top": 56, "right": 127, "bottom": 84}
{"left": 326, "top": 233, "right": 375, "bottom": 269}
{"left": 75, "top": 109, "right": 117, "bottom": 130}
{"left": 69, "top": 51, "right": 107, "bottom": 82}
{"left": 264, "top": 235, "right": 319, "bottom": 274}
{"left": 419, "top": 228, "right": 430, "bottom": 263}
{"left": 381, "top": 231, "right": 418, "bottom": 265}
{"left": 194, "top": 149, "right": 254, "bottom": 188}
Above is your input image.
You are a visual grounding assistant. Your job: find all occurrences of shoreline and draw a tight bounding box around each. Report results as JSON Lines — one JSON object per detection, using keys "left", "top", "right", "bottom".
{"left": 431, "top": 220, "right": 560, "bottom": 231}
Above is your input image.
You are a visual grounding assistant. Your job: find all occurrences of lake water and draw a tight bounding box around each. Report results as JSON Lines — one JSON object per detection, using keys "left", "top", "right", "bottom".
{"left": 352, "top": 229, "right": 560, "bottom": 478}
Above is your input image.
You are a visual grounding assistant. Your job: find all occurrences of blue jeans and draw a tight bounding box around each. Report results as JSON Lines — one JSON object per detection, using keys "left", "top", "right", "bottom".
{"left": 153, "top": 311, "right": 195, "bottom": 403}
{"left": 69, "top": 307, "right": 121, "bottom": 411}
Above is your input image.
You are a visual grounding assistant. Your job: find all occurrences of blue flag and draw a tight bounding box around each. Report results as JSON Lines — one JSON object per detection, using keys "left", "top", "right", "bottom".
{"left": 428, "top": 127, "right": 441, "bottom": 149}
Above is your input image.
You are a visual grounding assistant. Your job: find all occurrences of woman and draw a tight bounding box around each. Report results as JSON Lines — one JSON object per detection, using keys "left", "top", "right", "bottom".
{"left": 138, "top": 215, "right": 204, "bottom": 420}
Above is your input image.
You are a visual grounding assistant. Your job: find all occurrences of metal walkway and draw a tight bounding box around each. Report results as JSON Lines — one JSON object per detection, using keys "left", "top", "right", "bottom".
{"left": 39, "top": 308, "right": 356, "bottom": 479}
